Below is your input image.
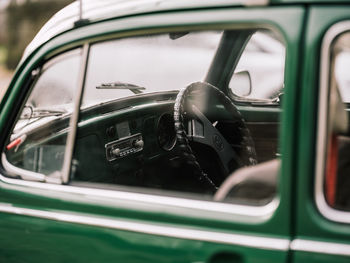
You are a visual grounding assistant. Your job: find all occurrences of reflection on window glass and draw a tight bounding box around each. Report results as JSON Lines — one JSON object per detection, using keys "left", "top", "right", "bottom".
{"left": 71, "top": 29, "right": 284, "bottom": 207}
{"left": 82, "top": 32, "right": 221, "bottom": 108}
{"left": 324, "top": 32, "right": 350, "bottom": 211}
{"left": 334, "top": 33, "right": 350, "bottom": 103}
{"left": 5, "top": 49, "right": 81, "bottom": 178}
{"left": 230, "top": 31, "right": 285, "bottom": 101}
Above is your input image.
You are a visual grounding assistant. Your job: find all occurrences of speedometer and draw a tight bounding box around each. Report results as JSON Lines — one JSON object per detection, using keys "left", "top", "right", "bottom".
{"left": 157, "top": 113, "right": 176, "bottom": 151}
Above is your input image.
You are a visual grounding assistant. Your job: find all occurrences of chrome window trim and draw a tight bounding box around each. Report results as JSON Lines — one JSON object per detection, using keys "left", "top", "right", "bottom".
{"left": 2, "top": 154, "right": 45, "bottom": 182}
{"left": 291, "top": 239, "right": 350, "bottom": 256}
{"left": 0, "top": 172, "right": 278, "bottom": 223}
{"left": 62, "top": 43, "right": 89, "bottom": 184}
{"left": 2, "top": 47, "right": 85, "bottom": 184}
{"left": 0, "top": 201, "right": 288, "bottom": 251}
{"left": 315, "top": 21, "right": 350, "bottom": 223}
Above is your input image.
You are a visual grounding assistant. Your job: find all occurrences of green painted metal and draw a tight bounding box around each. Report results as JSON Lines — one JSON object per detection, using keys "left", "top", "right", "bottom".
{"left": 295, "top": 4, "right": 350, "bottom": 263}
{"left": 0, "top": 1, "right": 349, "bottom": 262}
{"left": 0, "top": 6, "right": 306, "bottom": 262}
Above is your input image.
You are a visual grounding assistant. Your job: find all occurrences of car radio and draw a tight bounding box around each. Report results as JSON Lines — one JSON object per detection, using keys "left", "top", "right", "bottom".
{"left": 105, "top": 133, "right": 144, "bottom": 161}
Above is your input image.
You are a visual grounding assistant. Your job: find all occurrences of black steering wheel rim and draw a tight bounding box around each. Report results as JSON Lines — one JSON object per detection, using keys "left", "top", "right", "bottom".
{"left": 174, "top": 82, "right": 257, "bottom": 191}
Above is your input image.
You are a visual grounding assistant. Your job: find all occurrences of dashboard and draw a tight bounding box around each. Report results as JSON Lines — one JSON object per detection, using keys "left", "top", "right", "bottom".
{"left": 72, "top": 99, "right": 182, "bottom": 189}
{"left": 104, "top": 112, "right": 176, "bottom": 162}
{"left": 5, "top": 91, "right": 280, "bottom": 194}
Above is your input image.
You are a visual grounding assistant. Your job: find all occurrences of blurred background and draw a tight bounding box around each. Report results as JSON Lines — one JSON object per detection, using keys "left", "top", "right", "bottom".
{"left": 0, "top": 0, "right": 74, "bottom": 90}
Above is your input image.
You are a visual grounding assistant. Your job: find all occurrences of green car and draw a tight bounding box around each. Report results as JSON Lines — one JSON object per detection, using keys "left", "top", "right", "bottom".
{"left": 0, "top": 0, "right": 349, "bottom": 262}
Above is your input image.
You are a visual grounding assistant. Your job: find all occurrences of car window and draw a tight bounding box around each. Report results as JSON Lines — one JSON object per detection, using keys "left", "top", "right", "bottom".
{"left": 229, "top": 31, "right": 285, "bottom": 101}
{"left": 81, "top": 31, "right": 222, "bottom": 108}
{"left": 335, "top": 33, "right": 350, "bottom": 103}
{"left": 70, "top": 29, "right": 284, "bottom": 206}
{"left": 4, "top": 48, "right": 82, "bottom": 181}
{"left": 323, "top": 31, "right": 350, "bottom": 211}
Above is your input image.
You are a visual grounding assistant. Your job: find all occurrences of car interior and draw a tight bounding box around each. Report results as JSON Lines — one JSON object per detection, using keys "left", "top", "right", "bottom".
{"left": 4, "top": 28, "right": 284, "bottom": 205}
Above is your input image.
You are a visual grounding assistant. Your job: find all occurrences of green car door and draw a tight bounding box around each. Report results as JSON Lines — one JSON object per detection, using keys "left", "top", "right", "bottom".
{"left": 0, "top": 3, "right": 304, "bottom": 262}
{"left": 293, "top": 4, "right": 350, "bottom": 263}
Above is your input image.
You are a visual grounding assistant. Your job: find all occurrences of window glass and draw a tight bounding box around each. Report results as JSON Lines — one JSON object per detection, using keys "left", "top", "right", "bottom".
{"left": 71, "top": 29, "right": 284, "bottom": 206}
{"left": 324, "top": 32, "right": 350, "bottom": 211}
{"left": 82, "top": 32, "right": 222, "bottom": 108}
{"left": 4, "top": 49, "right": 81, "bottom": 180}
{"left": 334, "top": 33, "right": 350, "bottom": 103}
{"left": 229, "top": 31, "right": 285, "bottom": 101}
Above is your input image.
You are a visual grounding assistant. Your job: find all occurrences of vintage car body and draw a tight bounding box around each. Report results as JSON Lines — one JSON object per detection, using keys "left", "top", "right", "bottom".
{"left": 0, "top": 0, "right": 349, "bottom": 262}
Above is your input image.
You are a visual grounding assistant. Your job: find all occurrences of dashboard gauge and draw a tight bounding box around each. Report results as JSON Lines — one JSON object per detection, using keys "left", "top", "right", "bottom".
{"left": 157, "top": 113, "right": 176, "bottom": 151}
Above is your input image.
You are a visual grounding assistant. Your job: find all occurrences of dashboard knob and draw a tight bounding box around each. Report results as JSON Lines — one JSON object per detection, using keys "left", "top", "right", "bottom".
{"left": 106, "top": 126, "right": 116, "bottom": 138}
{"left": 133, "top": 139, "right": 144, "bottom": 148}
{"left": 111, "top": 148, "right": 121, "bottom": 156}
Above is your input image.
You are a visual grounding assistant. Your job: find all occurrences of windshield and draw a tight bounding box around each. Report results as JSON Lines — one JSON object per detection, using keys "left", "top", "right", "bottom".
{"left": 82, "top": 31, "right": 222, "bottom": 108}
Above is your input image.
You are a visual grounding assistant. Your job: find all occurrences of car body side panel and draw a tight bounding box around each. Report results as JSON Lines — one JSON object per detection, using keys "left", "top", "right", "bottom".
{"left": 0, "top": 209, "right": 290, "bottom": 263}
{"left": 0, "top": 6, "right": 305, "bottom": 263}
{"left": 293, "top": 5, "right": 350, "bottom": 262}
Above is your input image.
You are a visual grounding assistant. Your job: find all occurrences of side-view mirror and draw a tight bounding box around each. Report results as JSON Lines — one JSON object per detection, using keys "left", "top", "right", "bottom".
{"left": 214, "top": 159, "right": 280, "bottom": 202}
{"left": 229, "top": 70, "right": 252, "bottom": 97}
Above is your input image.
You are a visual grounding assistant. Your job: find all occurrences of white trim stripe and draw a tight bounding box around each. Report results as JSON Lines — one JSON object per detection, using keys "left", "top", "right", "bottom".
{"left": 0, "top": 203, "right": 288, "bottom": 251}
{"left": 291, "top": 239, "right": 350, "bottom": 256}
{"left": 2, "top": 202, "right": 350, "bottom": 256}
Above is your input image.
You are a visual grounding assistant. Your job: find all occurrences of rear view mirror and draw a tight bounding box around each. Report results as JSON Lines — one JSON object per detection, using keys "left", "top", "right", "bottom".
{"left": 229, "top": 70, "right": 252, "bottom": 97}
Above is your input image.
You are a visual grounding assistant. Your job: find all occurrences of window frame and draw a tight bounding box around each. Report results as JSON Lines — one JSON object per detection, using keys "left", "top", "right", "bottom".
{"left": 2, "top": 47, "right": 86, "bottom": 184}
{"left": 227, "top": 31, "right": 286, "bottom": 105}
{"left": 315, "top": 20, "right": 350, "bottom": 223}
{"left": 1, "top": 23, "right": 286, "bottom": 223}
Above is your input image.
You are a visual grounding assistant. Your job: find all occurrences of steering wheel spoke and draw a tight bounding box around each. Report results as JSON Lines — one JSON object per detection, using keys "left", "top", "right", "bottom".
{"left": 174, "top": 81, "right": 257, "bottom": 191}
{"left": 191, "top": 105, "right": 241, "bottom": 174}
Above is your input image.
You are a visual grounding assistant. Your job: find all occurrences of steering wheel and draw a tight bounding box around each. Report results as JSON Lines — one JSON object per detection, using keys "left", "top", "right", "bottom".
{"left": 174, "top": 82, "right": 257, "bottom": 191}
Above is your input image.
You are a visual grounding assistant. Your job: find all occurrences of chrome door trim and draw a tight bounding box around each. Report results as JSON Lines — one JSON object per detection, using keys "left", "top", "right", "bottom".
{"left": 0, "top": 172, "right": 278, "bottom": 223}
{"left": 62, "top": 43, "right": 89, "bottom": 184}
{"left": 0, "top": 202, "right": 289, "bottom": 251}
{"left": 315, "top": 21, "right": 350, "bottom": 224}
{"left": 291, "top": 239, "right": 350, "bottom": 256}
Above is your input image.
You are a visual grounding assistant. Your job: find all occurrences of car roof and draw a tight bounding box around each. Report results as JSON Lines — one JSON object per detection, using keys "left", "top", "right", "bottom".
{"left": 21, "top": 0, "right": 350, "bottom": 63}
{"left": 21, "top": 0, "right": 265, "bottom": 62}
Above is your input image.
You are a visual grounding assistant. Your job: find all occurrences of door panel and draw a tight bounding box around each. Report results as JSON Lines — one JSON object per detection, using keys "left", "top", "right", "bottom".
{"left": 294, "top": 5, "right": 350, "bottom": 263}
{"left": 0, "top": 202, "right": 289, "bottom": 263}
{"left": 0, "top": 6, "right": 305, "bottom": 262}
